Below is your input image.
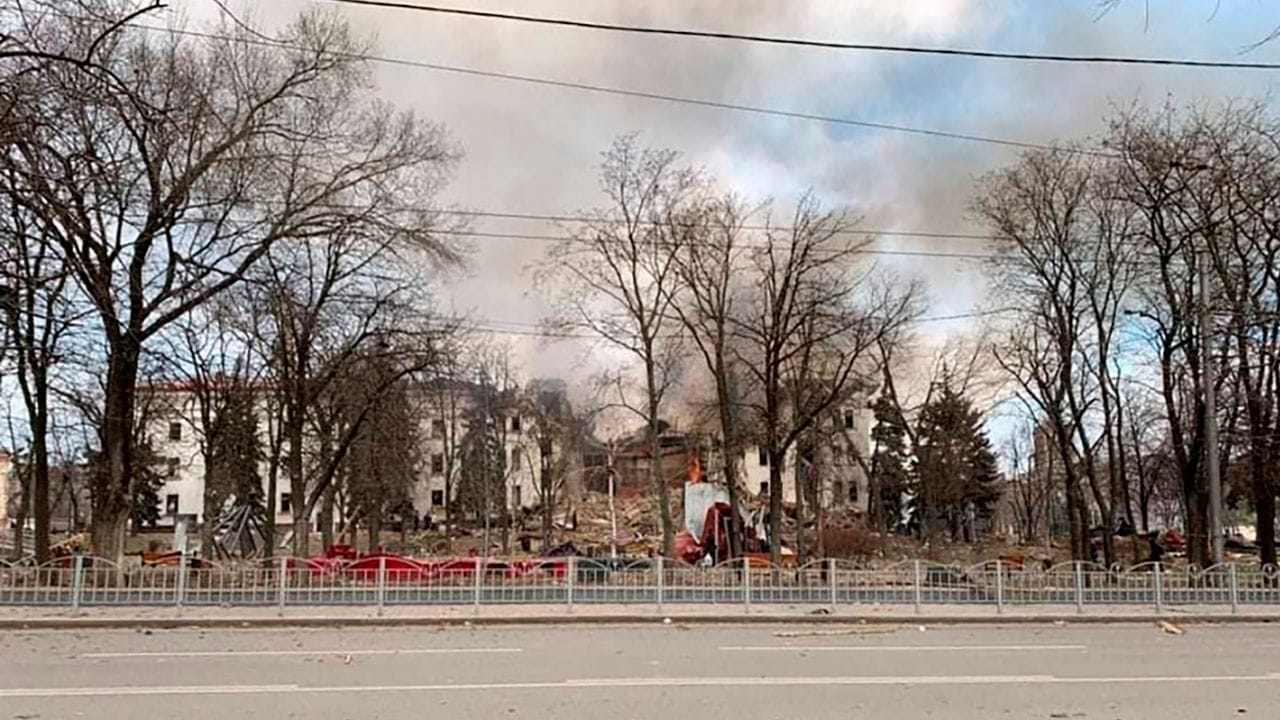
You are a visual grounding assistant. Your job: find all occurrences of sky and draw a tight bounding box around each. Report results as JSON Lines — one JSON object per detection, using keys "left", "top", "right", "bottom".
{"left": 158, "top": 0, "right": 1280, "bottom": 413}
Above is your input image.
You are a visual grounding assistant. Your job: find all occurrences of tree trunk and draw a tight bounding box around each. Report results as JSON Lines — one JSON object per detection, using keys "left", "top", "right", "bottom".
{"left": 1064, "top": 470, "right": 1085, "bottom": 562}
{"left": 93, "top": 344, "right": 140, "bottom": 563}
{"left": 11, "top": 466, "right": 30, "bottom": 560}
{"left": 292, "top": 511, "right": 310, "bottom": 560}
{"left": 768, "top": 448, "right": 783, "bottom": 565}
{"left": 367, "top": 510, "right": 382, "bottom": 553}
{"left": 199, "top": 463, "right": 218, "bottom": 559}
{"left": 320, "top": 485, "right": 336, "bottom": 551}
{"left": 793, "top": 445, "right": 806, "bottom": 564}
{"left": 263, "top": 448, "right": 279, "bottom": 560}
{"left": 30, "top": 401, "right": 50, "bottom": 564}
{"left": 92, "top": 511, "right": 129, "bottom": 565}
{"left": 540, "top": 458, "right": 554, "bottom": 550}
{"left": 647, "top": 364, "right": 674, "bottom": 558}
{"left": 1183, "top": 461, "right": 1209, "bottom": 568}
{"left": 722, "top": 441, "right": 742, "bottom": 558}
{"left": 287, "top": 406, "right": 308, "bottom": 557}
{"left": 716, "top": 361, "right": 743, "bottom": 558}
{"left": 1251, "top": 447, "right": 1276, "bottom": 568}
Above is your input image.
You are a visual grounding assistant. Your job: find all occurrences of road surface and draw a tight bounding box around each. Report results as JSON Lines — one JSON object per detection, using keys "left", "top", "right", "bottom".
{"left": 0, "top": 622, "right": 1274, "bottom": 718}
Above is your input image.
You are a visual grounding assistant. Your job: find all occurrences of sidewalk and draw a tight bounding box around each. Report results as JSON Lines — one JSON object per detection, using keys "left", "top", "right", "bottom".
{"left": 1, "top": 603, "right": 1277, "bottom": 629}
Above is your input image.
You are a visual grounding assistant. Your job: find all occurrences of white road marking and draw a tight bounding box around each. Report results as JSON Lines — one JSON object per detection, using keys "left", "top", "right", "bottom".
{"left": 79, "top": 648, "right": 523, "bottom": 659}
{"left": 4, "top": 673, "right": 1279, "bottom": 698}
{"left": 0, "top": 685, "right": 302, "bottom": 698}
{"left": 719, "top": 644, "right": 1087, "bottom": 653}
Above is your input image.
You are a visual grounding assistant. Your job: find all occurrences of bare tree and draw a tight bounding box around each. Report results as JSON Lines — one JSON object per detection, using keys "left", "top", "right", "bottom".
{"left": 1190, "top": 104, "right": 1280, "bottom": 567}
{"left": 1106, "top": 105, "right": 1233, "bottom": 567}
{"left": 538, "top": 135, "right": 696, "bottom": 558}
{"left": 0, "top": 179, "right": 84, "bottom": 562}
{"left": 523, "top": 378, "right": 585, "bottom": 550}
{"left": 254, "top": 233, "right": 451, "bottom": 556}
{"left": 422, "top": 346, "right": 469, "bottom": 545}
{"left": 1002, "top": 421, "right": 1041, "bottom": 544}
{"left": 453, "top": 345, "right": 521, "bottom": 554}
{"left": 156, "top": 303, "right": 264, "bottom": 555}
{"left": 0, "top": 0, "right": 164, "bottom": 132}
{"left": 341, "top": 350, "right": 420, "bottom": 552}
{"left": 0, "top": 10, "right": 457, "bottom": 560}
{"left": 978, "top": 146, "right": 1135, "bottom": 564}
{"left": 735, "top": 194, "right": 922, "bottom": 564}
{"left": 667, "top": 193, "right": 754, "bottom": 556}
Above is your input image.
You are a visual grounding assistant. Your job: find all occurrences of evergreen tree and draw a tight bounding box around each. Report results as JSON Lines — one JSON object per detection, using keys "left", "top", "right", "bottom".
{"left": 86, "top": 440, "right": 163, "bottom": 532}
{"left": 455, "top": 388, "right": 510, "bottom": 525}
{"left": 869, "top": 393, "right": 913, "bottom": 532}
{"left": 208, "top": 390, "right": 264, "bottom": 511}
{"left": 344, "top": 363, "right": 419, "bottom": 547}
{"left": 913, "top": 378, "right": 1000, "bottom": 541}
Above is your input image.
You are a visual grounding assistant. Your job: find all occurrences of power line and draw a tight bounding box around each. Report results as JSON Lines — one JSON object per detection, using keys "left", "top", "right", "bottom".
{"left": 122, "top": 22, "right": 1106, "bottom": 156}
{"left": 433, "top": 228, "right": 999, "bottom": 261}
{"left": 434, "top": 208, "right": 999, "bottom": 242}
{"left": 459, "top": 308, "right": 1011, "bottom": 339}
{"left": 326, "top": 0, "right": 1280, "bottom": 71}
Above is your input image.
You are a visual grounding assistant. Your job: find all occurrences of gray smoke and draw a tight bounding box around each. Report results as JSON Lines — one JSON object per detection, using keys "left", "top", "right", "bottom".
{"left": 181, "top": 0, "right": 1280, "bottom": 392}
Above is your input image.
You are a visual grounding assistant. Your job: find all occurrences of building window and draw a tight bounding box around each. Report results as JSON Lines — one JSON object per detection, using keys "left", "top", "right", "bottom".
{"left": 511, "top": 448, "right": 522, "bottom": 471}
{"left": 757, "top": 448, "right": 768, "bottom": 467}
{"left": 165, "top": 494, "right": 179, "bottom": 515}
{"left": 431, "top": 419, "right": 446, "bottom": 439}
{"left": 848, "top": 482, "right": 859, "bottom": 504}
{"left": 166, "top": 458, "right": 180, "bottom": 478}
{"left": 512, "top": 485, "right": 522, "bottom": 508}
{"left": 843, "top": 409, "right": 855, "bottom": 430}
{"left": 431, "top": 454, "right": 444, "bottom": 475}
{"left": 430, "top": 490, "right": 444, "bottom": 507}
{"left": 834, "top": 481, "right": 846, "bottom": 504}
{"left": 280, "top": 493, "right": 292, "bottom": 514}
{"left": 168, "top": 421, "right": 182, "bottom": 441}
{"left": 510, "top": 415, "right": 522, "bottom": 433}
{"left": 759, "top": 482, "right": 768, "bottom": 496}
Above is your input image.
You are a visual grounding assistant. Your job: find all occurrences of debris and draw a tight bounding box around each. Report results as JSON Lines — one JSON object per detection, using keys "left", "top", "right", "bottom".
{"left": 809, "top": 608, "right": 832, "bottom": 615}
{"left": 662, "top": 617, "right": 672, "bottom": 624}
{"left": 343, "top": 654, "right": 352, "bottom": 665}
{"left": 1158, "top": 620, "right": 1184, "bottom": 635}
{"left": 1053, "top": 620, "right": 1066, "bottom": 626}
{"left": 918, "top": 625, "right": 927, "bottom": 632}
{"left": 773, "top": 626, "right": 897, "bottom": 638}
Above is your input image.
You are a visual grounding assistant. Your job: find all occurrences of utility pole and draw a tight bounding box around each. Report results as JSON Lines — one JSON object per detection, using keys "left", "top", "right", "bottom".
{"left": 1200, "top": 247, "right": 1224, "bottom": 566}
{"left": 480, "top": 369, "right": 492, "bottom": 559}
{"left": 606, "top": 441, "right": 618, "bottom": 560}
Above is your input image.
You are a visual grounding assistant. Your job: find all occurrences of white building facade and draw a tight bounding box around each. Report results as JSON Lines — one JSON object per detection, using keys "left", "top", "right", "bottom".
{"left": 415, "top": 382, "right": 549, "bottom": 524}
{"left": 142, "top": 383, "right": 295, "bottom": 529}
{"left": 742, "top": 400, "right": 874, "bottom": 514}
{"left": 143, "top": 380, "right": 555, "bottom": 532}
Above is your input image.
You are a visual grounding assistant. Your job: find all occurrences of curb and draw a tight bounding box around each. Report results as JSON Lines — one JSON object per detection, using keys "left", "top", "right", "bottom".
{"left": 2, "top": 613, "right": 1277, "bottom": 630}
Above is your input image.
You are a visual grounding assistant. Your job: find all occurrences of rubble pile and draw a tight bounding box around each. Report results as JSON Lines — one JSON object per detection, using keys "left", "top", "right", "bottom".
{"left": 556, "top": 491, "right": 683, "bottom": 557}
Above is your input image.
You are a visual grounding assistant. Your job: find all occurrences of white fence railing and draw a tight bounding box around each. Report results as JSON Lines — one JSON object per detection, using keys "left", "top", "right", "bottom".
{"left": 2, "top": 556, "right": 1277, "bottom": 612}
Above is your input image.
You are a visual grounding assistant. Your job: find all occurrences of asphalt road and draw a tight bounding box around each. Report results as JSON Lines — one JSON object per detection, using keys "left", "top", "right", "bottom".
{"left": 1, "top": 623, "right": 1276, "bottom": 719}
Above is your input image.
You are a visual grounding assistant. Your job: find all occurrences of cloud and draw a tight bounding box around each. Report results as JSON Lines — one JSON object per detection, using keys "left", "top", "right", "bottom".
{"left": 182, "top": 0, "right": 1280, "bottom": 405}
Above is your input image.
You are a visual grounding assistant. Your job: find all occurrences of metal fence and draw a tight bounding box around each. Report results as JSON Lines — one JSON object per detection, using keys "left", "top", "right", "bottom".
{"left": 2, "top": 556, "right": 1278, "bottom": 612}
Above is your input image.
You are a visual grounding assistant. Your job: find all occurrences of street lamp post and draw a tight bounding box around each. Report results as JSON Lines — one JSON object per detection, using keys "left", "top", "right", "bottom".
{"left": 606, "top": 445, "right": 618, "bottom": 560}
{"left": 1200, "top": 248, "right": 1225, "bottom": 566}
